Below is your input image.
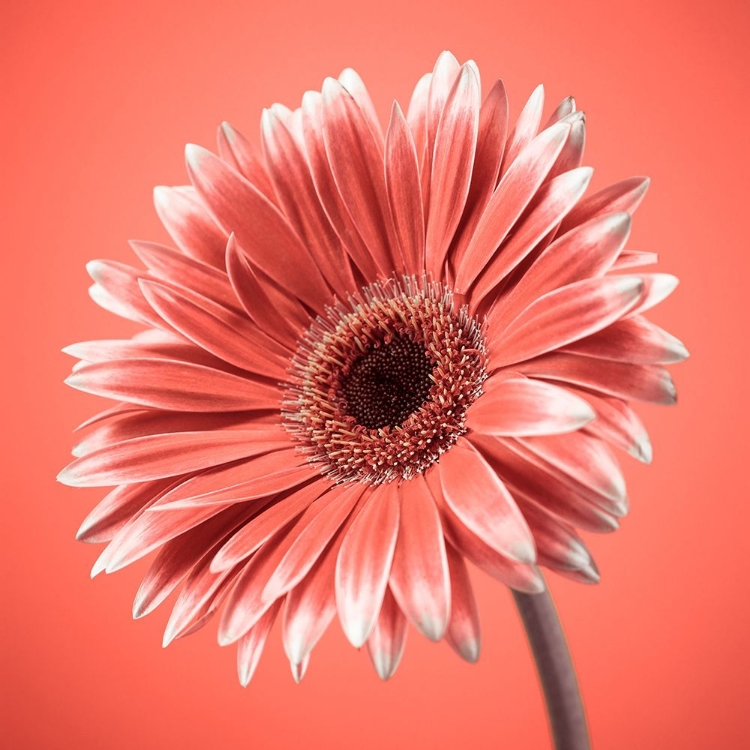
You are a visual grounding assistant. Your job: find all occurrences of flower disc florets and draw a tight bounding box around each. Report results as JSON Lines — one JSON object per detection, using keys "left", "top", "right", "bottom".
{"left": 284, "top": 277, "right": 487, "bottom": 484}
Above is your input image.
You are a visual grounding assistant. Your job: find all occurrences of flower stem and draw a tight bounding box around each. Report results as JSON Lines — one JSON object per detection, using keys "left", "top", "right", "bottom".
{"left": 512, "top": 586, "right": 591, "bottom": 750}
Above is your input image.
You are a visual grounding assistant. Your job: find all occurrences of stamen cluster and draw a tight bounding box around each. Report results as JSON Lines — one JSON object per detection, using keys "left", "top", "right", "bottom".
{"left": 284, "top": 278, "right": 487, "bottom": 483}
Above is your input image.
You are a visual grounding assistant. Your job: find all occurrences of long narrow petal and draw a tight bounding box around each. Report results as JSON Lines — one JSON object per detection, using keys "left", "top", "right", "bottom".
{"left": 428, "top": 467, "right": 544, "bottom": 592}
{"left": 139, "top": 279, "right": 290, "bottom": 377}
{"left": 454, "top": 122, "right": 570, "bottom": 292}
{"left": 66, "top": 359, "right": 281, "bottom": 412}
{"left": 129, "top": 240, "right": 240, "bottom": 311}
{"left": 437, "top": 438, "right": 536, "bottom": 563}
{"left": 472, "top": 434, "right": 620, "bottom": 533}
{"left": 560, "top": 176, "right": 650, "bottom": 232}
{"left": 210, "top": 479, "right": 331, "bottom": 572}
{"left": 86, "top": 260, "right": 164, "bottom": 329}
{"left": 425, "top": 64, "right": 480, "bottom": 277}
{"left": 76, "top": 478, "right": 173, "bottom": 543}
{"left": 225, "top": 235, "right": 306, "bottom": 348}
{"left": 185, "top": 145, "right": 330, "bottom": 311}
{"left": 338, "top": 68, "right": 385, "bottom": 151}
{"left": 59, "top": 429, "right": 289, "bottom": 487}
{"left": 321, "top": 79, "right": 400, "bottom": 275}
{"left": 153, "top": 185, "right": 227, "bottom": 268}
{"left": 384, "top": 102, "right": 425, "bottom": 276}
{"left": 624, "top": 274, "right": 679, "bottom": 318}
{"left": 261, "top": 108, "right": 356, "bottom": 298}
{"left": 447, "top": 80, "right": 509, "bottom": 273}
{"left": 501, "top": 84, "right": 544, "bottom": 175}
{"left": 300, "top": 91, "right": 378, "bottom": 280}
{"left": 470, "top": 166, "right": 593, "bottom": 304}
{"left": 366, "top": 588, "right": 408, "bottom": 680}
{"left": 237, "top": 600, "right": 281, "bottom": 686}
{"left": 263, "top": 483, "right": 364, "bottom": 601}
{"left": 444, "top": 542, "right": 481, "bottom": 663}
{"left": 389, "top": 476, "right": 451, "bottom": 641}
{"left": 563, "top": 315, "right": 688, "bottom": 364}
{"left": 133, "top": 508, "right": 247, "bottom": 618}
{"left": 466, "top": 378, "right": 595, "bottom": 437}
{"left": 488, "top": 275, "right": 643, "bottom": 367}
{"left": 499, "top": 212, "right": 632, "bottom": 317}
{"left": 570, "top": 388, "right": 653, "bottom": 463}
{"left": 515, "top": 431, "right": 627, "bottom": 511}
{"left": 216, "top": 121, "right": 277, "bottom": 202}
{"left": 153, "top": 451, "right": 317, "bottom": 510}
{"left": 335, "top": 483, "right": 400, "bottom": 647}
{"left": 518, "top": 353, "right": 677, "bottom": 404}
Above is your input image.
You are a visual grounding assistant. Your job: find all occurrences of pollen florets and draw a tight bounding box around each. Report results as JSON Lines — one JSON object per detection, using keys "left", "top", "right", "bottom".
{"left": 283, "top": 277, "right": 487, "bottom": 484}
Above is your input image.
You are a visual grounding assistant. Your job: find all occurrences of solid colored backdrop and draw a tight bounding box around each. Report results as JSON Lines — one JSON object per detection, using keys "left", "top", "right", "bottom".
{"left": 3, "top": 1, "right": 748, "bottom": 748}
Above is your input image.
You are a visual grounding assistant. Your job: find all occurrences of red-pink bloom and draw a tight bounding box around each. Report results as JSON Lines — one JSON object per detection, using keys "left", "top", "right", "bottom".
{"left": 60, "top": 52, "right": 686, "bottom": 684}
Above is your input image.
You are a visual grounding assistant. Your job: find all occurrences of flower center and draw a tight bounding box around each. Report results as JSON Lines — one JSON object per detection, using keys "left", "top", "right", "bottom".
{"left": 340, "top": 334, "right": 434, "bottom": 430}
{"left": 283, "top": 277, "right": 487, "bottom": 484}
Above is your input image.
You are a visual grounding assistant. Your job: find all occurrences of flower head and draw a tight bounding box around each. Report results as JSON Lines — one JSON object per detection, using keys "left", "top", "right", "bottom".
{"left": 60, "top": 52, "right": 686, "bottom": 684}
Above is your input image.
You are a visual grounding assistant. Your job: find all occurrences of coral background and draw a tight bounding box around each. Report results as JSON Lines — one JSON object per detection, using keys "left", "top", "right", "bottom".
{"left": 3, "top": 0, "right": 748, "bottom": 747}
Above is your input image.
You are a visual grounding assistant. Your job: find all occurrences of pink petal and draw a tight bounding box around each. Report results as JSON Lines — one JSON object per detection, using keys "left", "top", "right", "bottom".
{"left": 163, "top": 540, "right": 242, "bottom": 646}
{"left": 563, "top": 315, "right": 688, "bottom": 364}
{"left": 338, "top": 68, "right": 385, "bottom": 151}
{"left": 405, "top": 72, "right": 431, "bottom": 175}
{"left": 447, "top": 80, "right": 509, "bottom": 273}
{"left": 501, "top": 84, "right": 544, "bottom": 176}
{"left": 153, "top": 185, "right": 227, "bottom": 269}
{"left": 210, "top": 478, "right": 331, "bottom": 572}
{"left": 515, "top": 431, "right": 627, "bottom": 512}
{"left": 570, "top": 389, "right": 653, "bottom": 463}
{"left": 320, "top": 78, "right": 400, "bottom": 276}
{"left": 548, "top": 112, "right": 586, "bottom": 180}
{"left": 488, "top": 275, "right": 643, "bottom": 368}
{"left": 300, "top": 91, "right": 378, "bottom": 281}
{"left": 423, "top": 52, "right": 462, "bottom": 214}
{"left": 499, "top": 212, "right": 632, "bottom": 317}
{"left": 623, "top": 273, "right": 679, "bottom": 318}
{"left": 216, "top": 121, "right": 277, "bottom": 203}
{"left": 261, "top": 108, "right": 357, "bottom": 298}
{"left": 560, "top": 176, "right": 650, "bottom": 232}
{"left": 366, "top": 588, "right": 408, "bottom": 680}
{"left": 335, "top": 483, "right": 400, "bottom": 648}
{"left": 225, "top": 235, "right": 306, "bottom": 349}
{"left": 429, "top": 466, "right": 543, "bottom": 592}
{"left": 76, "top": 478, "right": 173, "bottom": 543}
{"left": 71, "top": 410, "right": 267, "bottom": 458}
{"left": 236, "top": 600, "right": 281, "bottom": 686}
{"left": 185, "top": 144, "right": 330, "bottom": 312}
{"left": 544, "top": 96, "right": 576, "bottom": 127}
{"left": 104, "top": 495, "right": 253, "bottom": 574}
{"left": 66, "top": 358, "right": 282, "bottom": 412}
{"left": 86, "top": 260, "right": 164, "bottom": 329}
{"left": 437, "top": 438, "right": 536, "bottom": 563}
{"left": 425, "top": 64, "right": 481, "bottom": 277}
{"left": 518, "top": 499, "right": 597, "bottom": 580}
{"left": 133, "top": 507, "right": 248, "bottom": 619}
{"left": 263, "top": 482, "right": 364, "bottom": 602}
{"left": 470, "top": 166, "right": 594, "bottom": 305}
{"left": 129, "top": 240, "right": 240, "bottom": 312}
{"left": 454, "top": 122, "right": 570, "bottom": 292}
{"left": 518, "top": 353, "right": 677, "bottom": 404}
{"left": 389, "top": 475, "right": 451, "bottom": 641}
{"left": 444, "top": 542, "right": 481, "bottom": 663}
{"left": 152, "top": 451, "right": 317, "bottom": 510}
{"left": 612, "top": 250, "right": 659, "bottom": 270}
{"left": 139, "top": 279, "right": 290, "bottom": 378}
{"left": 384, "top": 102, "right": 425, "bottom": 276}
{"left": 472, "top": 434, "right": 619, "bottom": 533}
{"left": 218, "top": 509, "right": 323, "bottom": 646}
{"left": 466, "top": 378, "right": 595, "bottom": 437}
{"left": 59, "top": 429, "right": 290, "bottom": 487}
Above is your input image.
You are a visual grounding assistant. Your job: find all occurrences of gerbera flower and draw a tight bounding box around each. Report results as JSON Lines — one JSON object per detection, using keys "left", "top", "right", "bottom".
{"left": 59, "top": 51, "right": 686, "bottom": 690}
